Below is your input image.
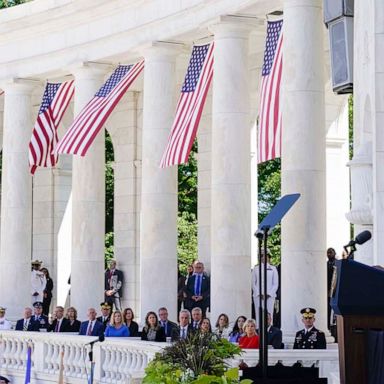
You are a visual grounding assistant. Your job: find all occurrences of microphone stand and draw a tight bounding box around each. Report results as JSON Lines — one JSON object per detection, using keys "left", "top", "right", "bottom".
{"left": 256, "top": 225, "right": 270, "bottom": 379}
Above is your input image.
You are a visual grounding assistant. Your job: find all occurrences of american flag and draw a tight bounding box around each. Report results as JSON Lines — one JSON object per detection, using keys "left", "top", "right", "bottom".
{"left": 160, "top": 43, "right": 214, "bottom": 167}
{"left": 56, "top": 61, "right": 144, "bottom": 156}
{"left": 28, "top": 81, "right": 74, "bottom": 175}
{"left": 258, "top": 20, "right": 283, "bottom": 163}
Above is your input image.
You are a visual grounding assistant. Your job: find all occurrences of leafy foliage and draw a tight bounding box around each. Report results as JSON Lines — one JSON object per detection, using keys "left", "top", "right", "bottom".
{"left": 0, "top": 0, "right": 28, "bottom": 8}
{"left": 143, "top": 333, "right": 250, "bottom": 384}
{"left": 257, "top": 158, "right": 281, "bottom": 265}
{"left": 177, "top": 211, "right": 198, "bottom": 275}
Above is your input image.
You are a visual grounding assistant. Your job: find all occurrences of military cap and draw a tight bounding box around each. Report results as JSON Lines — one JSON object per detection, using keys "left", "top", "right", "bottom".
{"left": 33, "top": 301, "right": 43, "bottom": 308}
{"left": 100, "top": 302, "right": 112, "bottom": 309}
{"left": 300, "top": 307, "right": 316, "bottom": 318}
{"left": 31, "top": 259, "right": 42, "bottom": 266}
{"left": 0, "top": 307, "right": 6, "bottom": 312}
{"left": 0, "top": 376, "right": 10, "bottom": 383}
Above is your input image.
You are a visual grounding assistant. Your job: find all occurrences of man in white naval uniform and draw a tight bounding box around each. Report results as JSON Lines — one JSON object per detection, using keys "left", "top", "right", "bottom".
{"left": 31, "top": 260, "right": 47, "bottom": 305}
{"left": 252, "top": 249, "right": 279, "bottom": 326}
{"left": 0, "top": 307, "right": 12, "bottom": 330}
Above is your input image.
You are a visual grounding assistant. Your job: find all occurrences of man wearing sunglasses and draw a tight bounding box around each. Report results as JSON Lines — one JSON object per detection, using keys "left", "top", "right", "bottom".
{"left": 293, "top": 308, "right": 326, "bottom": 349}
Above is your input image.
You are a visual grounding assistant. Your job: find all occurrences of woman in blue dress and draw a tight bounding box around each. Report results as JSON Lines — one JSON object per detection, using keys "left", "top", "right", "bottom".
{"left": 105, "top": 310, "right": 130, "bottom": 337}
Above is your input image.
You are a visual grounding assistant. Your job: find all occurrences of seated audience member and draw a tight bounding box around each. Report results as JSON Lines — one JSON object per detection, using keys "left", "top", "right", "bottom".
{"left": 32, "top": 301, "right": 49, "bottom": 331}
{"left": 15, "top": 307, "right": 40, "bottom": 332}
{"left": 66, "top": 307, "right": 81, "bottom": 333}
{"left": 200, "top": 318, "right": 212, "bottom": 335}
{"left": 105, "top": 310, "right": 129, "bottom": 337}
{"left": 0, "top": 307, "right": 12, "bottom": 330}
{"left": 79, "top": 308, "right": 104, "bottom": 336}
{"left": 141, "top": 311, "right": 166, "bottom": 342}
{"left": 158, "top": 307, "right": 177, "bottom": 338}
{"left": 190, "top": 307, "right": 203, "bottom": 330}
{"left": 123, "top": 307, "right": 139, "bottom": 337}
{"left": 294, "top": 308, "right": 326, "bottom": 349}
{"left": 97, "top": 302, "right": 112, "bottom": 331}
{"left": 214, "top": 313, "right": 231, "bottom": 339}
{"left": 171, "top": 309, "right": 192, "bottom": 341}
{"left": 239, "top": 319, "right": 260, "bottom": 349}
{"left": 228, "top": 316, "right": 247, "bottom": 343}
{"left": 256, "top": 313, "right": 283, "bottom": 349}
{"left": 48, "top": 306, "right": 70, "bottom": 333}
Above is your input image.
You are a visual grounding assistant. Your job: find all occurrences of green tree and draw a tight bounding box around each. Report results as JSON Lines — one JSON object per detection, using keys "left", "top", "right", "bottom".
{"left": 258, "top": 158, "right": 281, "bottom": 265}
{"left": 177, "top": 141, "right": 198, "bottom": 270}
{"left": 0, "top": 0, "right": 29, "bottom": 8}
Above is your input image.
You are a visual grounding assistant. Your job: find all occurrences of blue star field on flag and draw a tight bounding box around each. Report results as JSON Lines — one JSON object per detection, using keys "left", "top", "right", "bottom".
{"left": 95, "top": 65, "right": 133, "bottom": 97}
{"left": 181, "top": 44, "right": 210, "bottom": 93}
{"left": 262, "top": 20, "right": 283, "bottom": 76}
{"left": 39, "top": 83, "right": 61, "bottom": 114}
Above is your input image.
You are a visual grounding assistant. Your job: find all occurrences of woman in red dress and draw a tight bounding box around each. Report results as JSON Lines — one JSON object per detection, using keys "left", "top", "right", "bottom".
{"left": 239, "top": 319, "right": 259, "bottom": 349}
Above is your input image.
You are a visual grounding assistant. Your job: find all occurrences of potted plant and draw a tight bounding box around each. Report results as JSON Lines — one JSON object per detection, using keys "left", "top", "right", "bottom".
{"left": 143, "top": 333, "right": 252, "bottom": 383}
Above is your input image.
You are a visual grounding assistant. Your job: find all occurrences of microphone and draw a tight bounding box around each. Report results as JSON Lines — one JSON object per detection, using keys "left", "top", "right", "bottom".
{"left": 344, "top": 230, "right": 372, "bottom": 248}
{"left": 85, "top": 334, "right": 105, "bottom": 346}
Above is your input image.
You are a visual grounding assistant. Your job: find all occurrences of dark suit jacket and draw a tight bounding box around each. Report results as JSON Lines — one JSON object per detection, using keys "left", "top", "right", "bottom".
{"left": 185, "top": 274, "right": 210, "bottom": 312}
{"left": 104, "top": 268, "right": 124, "bottom": 297}
{"left": 141, "top": 326, "right": 166, "bottom": 342}
{"left": 171, "top": 325, "right": 193, "bottom": 341}
{"left": 79, "top": 320, "right": 104, "bottom": 336}
{"left": 97, "top": 315, "right": 111, "bottom": 331}
{"left": 160, "top": 320, "right": 177, "bottom": 338}
{"left": 127, "top": 321, "right": 139, "bottom": 337}
{"left": 257, "top": 326, "right": 283, "bottom": 349}
{"left": 48, "top": 318, "right": 71, "bottom": 333}
{"left": 15, "top": 319, "right": 40, "bottom": 332}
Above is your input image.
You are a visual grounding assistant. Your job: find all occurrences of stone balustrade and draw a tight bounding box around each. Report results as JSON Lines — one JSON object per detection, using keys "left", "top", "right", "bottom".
{"left": 0, "top": 331, "right": 339, "bottom": 383}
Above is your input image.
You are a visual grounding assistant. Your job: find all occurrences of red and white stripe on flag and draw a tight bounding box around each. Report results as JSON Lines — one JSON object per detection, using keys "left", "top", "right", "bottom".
{"left": 257, "top": 20, "right": 283, "bottom": 164}
{"left": 56, "top": 61, "right": 144, "bottom": 156}
{"left": 160, "top": 43, "right": 214, "bottom": 168}
{"left": 28, "top": 80, "right": 74, "bottom": 175}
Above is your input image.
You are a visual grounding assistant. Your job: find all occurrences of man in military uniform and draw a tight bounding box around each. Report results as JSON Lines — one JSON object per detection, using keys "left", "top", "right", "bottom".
{"left": 32, "top": 301, "right": 49, "bottom": 331}
{"left": 0, "top": 307, "right": 12, "bottom": 330}
{"left": 293, "top": 308, "right": 326, "bottom": 349}
{"left": 97, "top": 302, "right": 112, "bottom": 331}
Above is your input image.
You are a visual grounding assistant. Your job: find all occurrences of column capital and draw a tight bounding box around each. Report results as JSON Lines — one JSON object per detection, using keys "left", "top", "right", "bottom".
{"left": 70, "top": 61, "right": 113, "bottom": 80}
{"left": 141, "top": 41, "right": 184, "bottom": 61}
{"left": 1, "top": 78, "right": 40, "bottom": 95}
{"left": 209, "top": 15, "right": 262, "bottom": 39}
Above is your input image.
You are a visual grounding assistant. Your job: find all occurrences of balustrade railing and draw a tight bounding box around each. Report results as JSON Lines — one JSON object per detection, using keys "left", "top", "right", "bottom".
{"left": 0, "top": 331, "right": 339, "bottom": 383}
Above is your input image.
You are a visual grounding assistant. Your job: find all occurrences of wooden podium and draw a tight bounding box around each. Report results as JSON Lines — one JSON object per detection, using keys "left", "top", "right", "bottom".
{"left": 331, "top": 260, "right": 384, "bottom": 384}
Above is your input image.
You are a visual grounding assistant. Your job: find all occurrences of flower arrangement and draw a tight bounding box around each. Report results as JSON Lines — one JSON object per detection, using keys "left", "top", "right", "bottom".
{"left": 143, "top": 333, "right": 252, "bottom": 384}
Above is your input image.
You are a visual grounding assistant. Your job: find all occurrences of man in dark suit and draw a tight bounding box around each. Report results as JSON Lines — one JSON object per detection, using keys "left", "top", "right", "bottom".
{"left": 15, "top": 307, "right": 40, "bottom": 332}
{"left": 97, "top": 302, "right": 112, "bottom": 331}
{"left": 257, "top": 313, "right": 283, "bottom": 349}
{"left": 48, "top": 306, "right": 70, "bottom": 332}
{"left": 158, "top": 307, "right": 177, "bottom": 338}
{"left": 184, "top": 261, "right": 210, "bottom": 316}
{"left": 293, "top": 308, "right": 326, "bottom": 349}
{"left": 171, "top": 310, "right": 193, "bottom": 342}
{"left": 104, "top": 259, "right": 124, "bottom": 310}
{"left": 79, "top": 308, "right": 104, "bottom": 336}
{"left": 32, "top": 301, "right": 49, "bottom": 330}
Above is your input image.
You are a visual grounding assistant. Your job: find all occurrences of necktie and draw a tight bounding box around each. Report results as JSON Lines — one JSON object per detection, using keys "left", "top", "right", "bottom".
{"left": 194, "top": 322, "right": 198, "bottom": 329}
{"left": 55, "top": 321, "right": 59, "bottom": 332}
{"left": 23, "top": 321, "right": 28, "bottom": 331}
{"left": 196, "top": 275, "right": 202, "bottom": 296}
{"left": 162, "top": 322, "right": 167, "bottom": 336}
{"left": 87, "top": 322, "right": 93, "bottom": 335}
{"left": 181, "top": 328, "right": 186, "bottom": 339}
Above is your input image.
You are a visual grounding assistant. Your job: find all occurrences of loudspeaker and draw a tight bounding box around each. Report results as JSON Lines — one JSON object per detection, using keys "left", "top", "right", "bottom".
{"left": 323, "top": 0, "right": 354, "bottom": 24}
{"left": 328, "top": 16, "right": 353, "bottom": 94}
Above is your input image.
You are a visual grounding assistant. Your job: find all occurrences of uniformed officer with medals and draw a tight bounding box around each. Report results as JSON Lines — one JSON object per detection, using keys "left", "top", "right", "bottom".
{"left": 293, "top": 307, "right": 326, "bottom": 349}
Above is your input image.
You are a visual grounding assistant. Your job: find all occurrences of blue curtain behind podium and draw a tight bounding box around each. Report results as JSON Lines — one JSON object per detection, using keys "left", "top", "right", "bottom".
{"left": 368, "top": 330, "right": 384, "bottom": 384}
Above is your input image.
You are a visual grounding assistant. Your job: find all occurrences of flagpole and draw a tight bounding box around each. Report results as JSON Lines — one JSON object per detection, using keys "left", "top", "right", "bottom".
{"left": 31, "top": 175, "right": 34, "bottom": 263}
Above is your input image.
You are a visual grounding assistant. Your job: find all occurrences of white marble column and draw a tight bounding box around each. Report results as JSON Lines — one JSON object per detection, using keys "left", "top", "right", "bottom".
{"left": 70, "top": 64, "right": 106, "bottom": 317}
{"left": 140, "top": 44, "right": 178, "bottom": 322}
{"left": 0, "top": 81, "right": 35, "bottom": 319}
{"left": 281, "top": 0, "right": 327, "bottom": 335}
{"left": 210, "top": 20, "right": 252, "bottom": 322}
